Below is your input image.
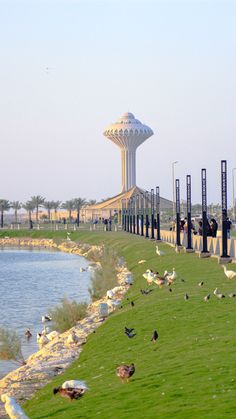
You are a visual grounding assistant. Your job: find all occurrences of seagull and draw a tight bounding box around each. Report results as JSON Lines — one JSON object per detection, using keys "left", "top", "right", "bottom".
{"left": 222, "top": 265, "right": 236, "bottom": 280}
{"left": 151, "top": 330, "right": 158, "bottom": 342}
{"left": 156, "top": 245, "right": 165, "bottom": 256}
{"left": 213, "top": 288, "right": 219, "bottom": 296}
{"left": 204, "top": 294, "right": 210, "bottom": 301}
{"left": 138, "top": 260, "right": 146, "bottom": 264}
{"left": 42, "top": 315, "right": 52, "bottom": 323}
{"left": 228, "top": 293, "right": 236, "bottom": 298}
{"left": 184, "top": 293, "right": 189, "bottom": 301}
{"left": 166, "top": 268, "right": 177, "bottom": 284}
{"left": 216, "top": 293, "right": 225, "bottom": 299}
{"left": 198, "top": 281, "right": 204, "bottom": 287}
{"left": 67, "top": 330, "right": 80, "bottom": 344}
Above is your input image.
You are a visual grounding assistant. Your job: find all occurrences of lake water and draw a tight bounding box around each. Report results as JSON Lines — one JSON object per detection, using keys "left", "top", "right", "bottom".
{"left": 0, "top": 248, "right": 91, "bottom": 378}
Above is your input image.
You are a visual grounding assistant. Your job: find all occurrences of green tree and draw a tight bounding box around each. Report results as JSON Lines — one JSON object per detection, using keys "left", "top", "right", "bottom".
{"left": 11, "top": 201, "right": 21, "bottom": 223}
{"left": 23, "top": 201, "right": 35, "bottom": 227}
{"left": 44, "top": 201, "right": 54, "bottom": 221}
{"left": 30, "top": 195, "right": 45, "bottom": 223}
{"left": 61, "top": 200, "right": 74, "bottom": 223}
{"left": 73, "top": 198, "right": 87, "bottom": 227}
{"left": 0, "top": 199, "right": 11, "bottom": 228}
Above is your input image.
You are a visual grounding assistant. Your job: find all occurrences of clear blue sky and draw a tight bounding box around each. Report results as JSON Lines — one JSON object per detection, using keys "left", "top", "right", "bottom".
{"left": 0, "top": 0, "right": 235, "bottom": 204}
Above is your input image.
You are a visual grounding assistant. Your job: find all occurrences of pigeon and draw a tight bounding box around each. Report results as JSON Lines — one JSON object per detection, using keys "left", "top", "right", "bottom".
{"left": 151, "top": 330, "right": 158, "bottom": 342}
{"left": 125, "top": 327, "right": 135, "bottom": 334}
{"left": 198, "top": 281, "right": 204, "bottom": 287}
{"left": 131, "top": 301, "right": 135, "bottom": 307}
{"left": 204, "top": 294, "right": 210, "bottom": 301}
{"left": 125, "top": 331, "right": 136, "bottom": 338}
{"left": 184, "top": 293, "right": 189, "bottom": 301}
{"left": 140, "top": 289, "right": 153, "bottom": 295}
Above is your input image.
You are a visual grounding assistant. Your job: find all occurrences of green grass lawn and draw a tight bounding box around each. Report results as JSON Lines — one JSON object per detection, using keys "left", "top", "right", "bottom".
{"left": 1, "top": 230, "right": 236, "bottom": 418}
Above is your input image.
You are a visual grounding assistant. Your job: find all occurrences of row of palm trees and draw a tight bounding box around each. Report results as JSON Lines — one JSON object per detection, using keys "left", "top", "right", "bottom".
{"left": 0, "top": 196, "right": 97, "bottom": 228}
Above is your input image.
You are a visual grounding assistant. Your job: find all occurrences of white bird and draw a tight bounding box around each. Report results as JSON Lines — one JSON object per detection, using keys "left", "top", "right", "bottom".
{"left": 67, "top": 232, "right": 71, "bottom": 241}
{"left": 175, "top": 245, "right": 181, "bottom": 253}
{"left": 106, "top": 290, "right": 114, "bottom": 299}
{"left": 156, "top": 245, "right": 165, "bottom": 256}
{"left": 138, "top": 260, "right": 146, "bottom": 264}
{"left": 222, "top": 265, "right": 236, "bottom": 280}
{"left": 46, "top": 331, "right": 60, "bottom": 341}
{"left": 166, "top": 268, "right": 177, "bottom": 283}
{"left": 1, "top": 394, "right": 29, "bottom": 419}
{"left": 42, "top": 315, "right": 52, "bottom": 323}
{"left": 204, "top": 294, "right": 210, "bottom": 301}
{"left": 216, "top": 293, "right": 225, "bottom": 299}
{"left": 80, "top": 267, "right": 86, "bottom": 272}
{"left": 62, "top": 380, "right": 89, "bottom": 391}
{"left": 143, "top": 270, "right": 154, "bottom": 285}
{"left": 37, "top": 333, "right": 49, "bottom": 345}
{"left": 213, "top": 288, "right": 220, "bottom": 296}
{"left": 125, "top": 274, "right": 134, "bottom": 285}
{"left": 67, "top": 330, "right": 80, "bottom": 344}
{"left": 107, "top": 299, "right": 120, "bottom": 310}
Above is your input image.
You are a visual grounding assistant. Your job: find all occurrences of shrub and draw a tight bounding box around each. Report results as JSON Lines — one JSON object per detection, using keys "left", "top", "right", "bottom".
{"left": 0, "top": 327, "right": 25, "bottom": 365}
{"left": 49, "top": 297, "right": 88, "bottom": 332}
{"left": 89, "top": 247, "right": 118, "bottom": 301}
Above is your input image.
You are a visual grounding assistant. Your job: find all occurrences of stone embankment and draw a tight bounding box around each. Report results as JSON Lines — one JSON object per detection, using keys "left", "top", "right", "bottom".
{"left": 0, "top": 238, "right": 132, "bottom": 418}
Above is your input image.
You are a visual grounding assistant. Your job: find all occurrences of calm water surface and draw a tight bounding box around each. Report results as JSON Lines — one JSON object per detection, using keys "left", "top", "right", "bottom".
{"left": 0, "top": 248, "right": 91, "bottom": 378}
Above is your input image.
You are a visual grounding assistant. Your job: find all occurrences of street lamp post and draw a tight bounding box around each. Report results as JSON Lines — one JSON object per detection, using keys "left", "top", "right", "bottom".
{"left": 233, "top": 168, "right": 236, "bottom": 222}
{"left": 172, "top": 161, "right": 178, "bottom": 220}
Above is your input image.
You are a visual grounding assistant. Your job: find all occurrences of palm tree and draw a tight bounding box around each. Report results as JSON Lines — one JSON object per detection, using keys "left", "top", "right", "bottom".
{"left": 23, "top": 201, "right": 35, "bottom": 228}
{"left": 73, "top": 198, "right": 87, "bottom": 227}
{"left": 30, "top": 196, "right": 45, "bottom": 223}
{"left": 11, "top": 201, "right": 21, "bottom": 223}
{"left": 51, "top": 201, "right": 61, "bottom": 222}
{"left": 44, "top": 201, "right": 54, "bottom": 221}
{"left": 0, "top": 200, "right": 11, "bottom": 228}
{"left": 87, "top": 199, "right": 97, "bottom": 206}
{"left": 61, "top": 200, "right": 75, "bottom": 224}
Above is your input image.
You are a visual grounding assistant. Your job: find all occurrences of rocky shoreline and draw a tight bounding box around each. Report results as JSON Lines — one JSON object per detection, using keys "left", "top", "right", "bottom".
{"left": 0, "top": 238, "right": 132, "bottom": 418}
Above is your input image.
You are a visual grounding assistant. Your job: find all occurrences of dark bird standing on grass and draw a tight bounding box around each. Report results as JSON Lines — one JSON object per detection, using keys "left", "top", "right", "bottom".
{"left": 116, "top": 363, "right": 135, "bottom": 383}
{"left": 131, "top": 301, "right": 135, "bottom": 307}
{"left": 125, "top": 330, "right": 136, "bottom": 338}
{"left": 140, "top": 289, "right": 153, "bottom": 295}
{"left": 151, "top": 330, "right": 158, "bottom": 342}
{"left": 125, "top": 327, "right": 134, "bottom": 334}
{"left": 184, "top": 293, "right": 189, "bottom": 301}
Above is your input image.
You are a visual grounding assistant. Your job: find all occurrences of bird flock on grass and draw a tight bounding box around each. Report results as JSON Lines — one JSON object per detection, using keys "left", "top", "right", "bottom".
{"left": 4, "top": 243, "right": 236, "bottom": 418}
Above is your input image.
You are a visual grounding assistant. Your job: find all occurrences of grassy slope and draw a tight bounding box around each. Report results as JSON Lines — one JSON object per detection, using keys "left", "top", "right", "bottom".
{"left": 1, "top": 230, "right": 236, "bottom": 418}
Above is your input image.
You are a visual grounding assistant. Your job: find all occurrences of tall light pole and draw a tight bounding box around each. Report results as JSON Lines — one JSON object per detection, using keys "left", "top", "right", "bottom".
{"left": 172, "top": 161, "right": 178, "bottom": 220}
{"left": 233, "top": 167, "right": 236, "bottom": 221}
